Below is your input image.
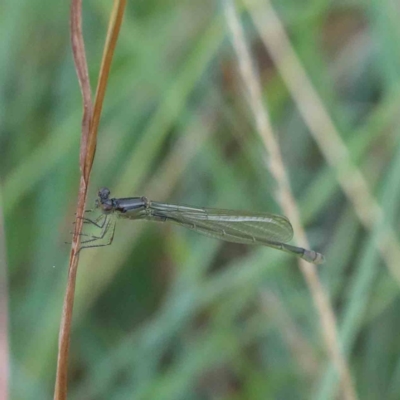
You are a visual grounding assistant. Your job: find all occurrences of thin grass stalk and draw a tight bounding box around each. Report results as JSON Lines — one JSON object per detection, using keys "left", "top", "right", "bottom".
{"left": 53, "top": 1, "right": 126, "bottom": 399}
{"left": 244, "top": 0, "right": 400, "bottom": 284}
{"left": 316, "top": 137, "right": 400, "bottom": 398}
{"left": 222, "top": 1, "right": 357, "bottom": 399}
{"left": 245, "top": 3, "right": 400, "bottom": 396}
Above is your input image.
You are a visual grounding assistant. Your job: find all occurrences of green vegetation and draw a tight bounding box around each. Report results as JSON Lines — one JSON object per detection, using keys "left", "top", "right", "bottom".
{"left": 2, "top": 0, "right": 400, "bottom": 399}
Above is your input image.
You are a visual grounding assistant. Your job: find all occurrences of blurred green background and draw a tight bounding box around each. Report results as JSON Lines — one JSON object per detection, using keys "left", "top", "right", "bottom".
{"left": 2, "top": 0, "right": 400, "bottom": 399}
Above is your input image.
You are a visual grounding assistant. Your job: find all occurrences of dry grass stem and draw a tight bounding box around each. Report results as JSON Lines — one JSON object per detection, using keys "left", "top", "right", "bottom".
{"left": 223, "top": 1, "right": 357, "bottom": 399}
{"left": 53, "top": 1, "right": 126, "bottom": 399}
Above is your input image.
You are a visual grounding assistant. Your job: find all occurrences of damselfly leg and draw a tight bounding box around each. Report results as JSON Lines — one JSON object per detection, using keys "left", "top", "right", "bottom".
{"left": 75, "top": 213, "right": 107, "bottom": 229}
{"left": 79, "top": 214, "right": 117, "bottom": 250}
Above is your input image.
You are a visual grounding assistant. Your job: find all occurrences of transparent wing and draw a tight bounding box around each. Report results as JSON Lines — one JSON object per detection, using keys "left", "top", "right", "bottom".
{"left": 147, "top": 202, "right": 324, "bottom": 264}
{"left": 148, "top": 202, "right": 294, "bottom": 243}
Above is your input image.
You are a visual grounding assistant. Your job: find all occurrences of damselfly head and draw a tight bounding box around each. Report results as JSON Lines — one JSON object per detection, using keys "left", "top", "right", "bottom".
{"left": 96, "top": 187, "right": 114, "bottom": 213}
{"left": 98, "top": 187, "right": 111, "bottom": 200}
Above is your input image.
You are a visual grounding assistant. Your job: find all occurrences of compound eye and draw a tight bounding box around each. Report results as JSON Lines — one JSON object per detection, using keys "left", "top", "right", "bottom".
{"left": 99, "top": 187, "right": 111, "bottom": 199}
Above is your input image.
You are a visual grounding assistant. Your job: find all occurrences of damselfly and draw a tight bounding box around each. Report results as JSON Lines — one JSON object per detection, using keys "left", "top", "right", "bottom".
{"left": 79, "top": 188, "right": 325, "bottom": 264}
